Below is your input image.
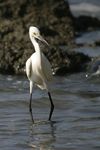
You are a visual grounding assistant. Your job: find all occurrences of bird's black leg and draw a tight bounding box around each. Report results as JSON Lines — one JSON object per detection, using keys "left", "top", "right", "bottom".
{"left": 48, "top": 92, "right": 54, "bottom": 121}
{"left": 29, "top": 93, "right": 34, "bottom": 123}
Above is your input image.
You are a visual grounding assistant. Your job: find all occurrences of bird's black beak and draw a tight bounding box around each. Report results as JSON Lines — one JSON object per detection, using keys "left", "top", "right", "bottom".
{"left": 37, "top": 35, "right": 49, "bottom": 46}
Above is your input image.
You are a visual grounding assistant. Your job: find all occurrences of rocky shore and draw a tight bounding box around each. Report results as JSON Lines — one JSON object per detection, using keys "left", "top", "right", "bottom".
{"left": 0, "top": 0, "right": 100, "bottom": 75}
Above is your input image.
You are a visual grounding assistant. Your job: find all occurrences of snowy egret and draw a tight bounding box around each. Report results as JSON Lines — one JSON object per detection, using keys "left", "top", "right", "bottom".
{"left": 26, "top": 26, "right": 54, "bottom": 122}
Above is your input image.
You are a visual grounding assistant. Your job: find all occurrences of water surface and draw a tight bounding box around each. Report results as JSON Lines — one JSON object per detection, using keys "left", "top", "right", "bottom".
{"left": 1, "top": 1, "right": 100, "bottom": 149}
{"left": 0, "top": 73, "right": 100, "bottom": 150}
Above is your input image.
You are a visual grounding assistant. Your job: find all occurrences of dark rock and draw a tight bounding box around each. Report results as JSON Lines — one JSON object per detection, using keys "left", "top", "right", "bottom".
{"left": 0, "top": 0, "right": 74, "bottom": 45}
{"left": 74, "top": 16, "right": 100, "bottom": 32}
{"left": 93, "top": 40, "right": 100, "bottom": 46}
{"left": 0, "top": 0, "right": 97, "bottom": 75}
{"left": 0, "top": 41, "right": 91, "bottom": 75}
{"left": 42, "top": 45, "right": 91, "bottom": 75}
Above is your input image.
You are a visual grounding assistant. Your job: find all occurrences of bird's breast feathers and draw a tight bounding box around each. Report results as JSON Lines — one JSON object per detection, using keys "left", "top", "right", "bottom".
{"left": 26, "top": 52, "right": 52, "bottom": 86}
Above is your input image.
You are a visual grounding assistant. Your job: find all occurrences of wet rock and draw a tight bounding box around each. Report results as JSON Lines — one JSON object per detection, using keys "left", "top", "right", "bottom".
{"left": 43, "top": 45, "right": 91, "bottom": 75}
{"left": 74, "top": 16, "right": 100, "bottom": 31}
{"left": 85, "top": 56, "right": 100, "bottom": 77}
{"left": 0, "top": 41, "right": 91, "bottom": 75}
{"left": 92, "top": 40, "right": 100, "bottom": 46}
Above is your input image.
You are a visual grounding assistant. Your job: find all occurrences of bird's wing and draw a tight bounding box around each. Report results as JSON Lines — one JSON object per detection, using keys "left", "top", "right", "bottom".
{"left": 26, "top": 58, "right": 32, "bottom": 81}
{"left": 42, "top": 53, "right": 52, "bottom": 84}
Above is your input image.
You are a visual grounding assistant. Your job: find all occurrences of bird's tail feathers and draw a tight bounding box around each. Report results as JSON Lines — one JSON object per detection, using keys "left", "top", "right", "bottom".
{"left": 37, "top": 84, "right": 45, "bottom": 90}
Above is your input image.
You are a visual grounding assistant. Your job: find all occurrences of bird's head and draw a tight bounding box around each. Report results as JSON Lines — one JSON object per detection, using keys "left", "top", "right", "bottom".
{"left": 29, "top": 26, "right": 49, "bottom": 46}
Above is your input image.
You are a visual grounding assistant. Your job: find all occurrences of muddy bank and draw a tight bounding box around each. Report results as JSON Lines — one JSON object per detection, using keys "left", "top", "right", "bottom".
{"left": 0, "top": 0, "right": 100, "bottom": 75}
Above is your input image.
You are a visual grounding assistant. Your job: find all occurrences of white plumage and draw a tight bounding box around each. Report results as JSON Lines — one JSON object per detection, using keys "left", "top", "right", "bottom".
{"left": 26, "top": 26, "right": 54, "bottom": 122}
{"left": 26, "top": 52, "right": 52, "bottom": 90}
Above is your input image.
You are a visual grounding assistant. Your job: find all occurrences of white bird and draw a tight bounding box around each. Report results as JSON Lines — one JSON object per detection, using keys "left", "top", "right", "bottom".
{"left": 26, "top": 26, "right": 54, "bottom": 122}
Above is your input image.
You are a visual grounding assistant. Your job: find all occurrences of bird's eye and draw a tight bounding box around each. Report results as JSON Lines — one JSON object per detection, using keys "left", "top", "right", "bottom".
{"left": 33, "top": 33, "right": 39, "bottom": 36}
{"left": 33, "top": 32, "right": 36, "bottom": 36}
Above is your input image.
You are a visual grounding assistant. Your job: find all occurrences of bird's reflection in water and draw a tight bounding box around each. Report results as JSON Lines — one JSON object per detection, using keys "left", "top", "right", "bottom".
{"left": 29, "top": 121, "right": 57, "bottom": 149}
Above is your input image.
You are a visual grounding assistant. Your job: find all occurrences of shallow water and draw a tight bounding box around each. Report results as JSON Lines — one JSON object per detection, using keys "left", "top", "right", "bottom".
{"left": 67, "top": 0, "right": 100, "bottom": 19}
{"left": 0, "top": 72, "right": 100, "bottom": 150}
{"left": 75, "top": 30, "right": 100, "bottom": 44}
{"left": 1, "top": 1, "right": 100, "bottom": 150}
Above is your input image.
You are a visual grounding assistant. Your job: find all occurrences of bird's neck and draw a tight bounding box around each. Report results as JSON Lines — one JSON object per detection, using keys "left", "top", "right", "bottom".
{"left": 32, "top": 38, "right": 42, "bottom": 64}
